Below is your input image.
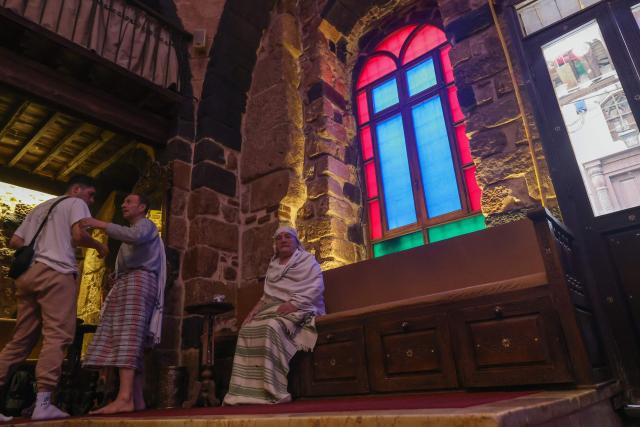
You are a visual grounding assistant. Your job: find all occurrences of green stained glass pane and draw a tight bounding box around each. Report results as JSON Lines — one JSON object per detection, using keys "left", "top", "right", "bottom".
{"left": 373, "top": 231, "right": 424, "bottom": 258}
{"left": 427, "top": 215, "right": 486, "bottom": 243}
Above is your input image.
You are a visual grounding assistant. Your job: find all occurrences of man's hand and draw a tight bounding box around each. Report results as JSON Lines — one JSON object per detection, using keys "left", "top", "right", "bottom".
{"left": 81, "top": 217, "right": 108, "bottom": 230}
{"left": 95, "top": 243, "right": 109, "bottom": 259}
{"left": 277, "top": 301, "right": 297, "bottom": 315}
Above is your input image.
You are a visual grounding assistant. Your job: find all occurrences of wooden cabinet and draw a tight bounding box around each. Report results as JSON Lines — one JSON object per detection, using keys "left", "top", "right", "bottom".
{"left": 298, "top": 320, "right": 369, "bottom": 396}
{"left": 451, "top": 296, "right": 573, "bottom": 387}
{"left": 365, "top": 309, "right": 458, "bottom": 392}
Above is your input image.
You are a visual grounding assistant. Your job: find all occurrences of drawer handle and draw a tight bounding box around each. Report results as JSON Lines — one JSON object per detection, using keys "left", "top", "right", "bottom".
{"left": 405, "top": 349, "right": 414, "bottom": 358}
{"left": 325, "top": 333, "right": 334, "bottom": 341}
{"left": 501, "top": 338, "right": 512, "bottom": 348}
{"left": 329, "top": 357, "right": 336, "bottom": 366}
{"left": 494, "top": 306, "right": 504, "bottom": 318}
{"left": 401, "top": 321, "right": 410, "bottom": 331}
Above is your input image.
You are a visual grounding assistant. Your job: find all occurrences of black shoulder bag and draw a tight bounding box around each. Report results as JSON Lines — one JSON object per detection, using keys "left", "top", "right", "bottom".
{"left": 8, "top": 197, "right": 69, "bottom": 279}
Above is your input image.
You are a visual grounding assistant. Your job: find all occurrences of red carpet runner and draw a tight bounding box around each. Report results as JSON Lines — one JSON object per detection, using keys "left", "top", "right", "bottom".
{"left": 105, "top": 390, "right": 532, "bottom": 417}
{"left": 6, "top": 391, "right": 533, "bottom": 424}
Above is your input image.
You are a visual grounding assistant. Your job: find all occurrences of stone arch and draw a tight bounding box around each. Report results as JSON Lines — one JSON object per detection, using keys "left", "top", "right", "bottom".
{"left": 197, "top": 0, "right": 279, "bottom": 149}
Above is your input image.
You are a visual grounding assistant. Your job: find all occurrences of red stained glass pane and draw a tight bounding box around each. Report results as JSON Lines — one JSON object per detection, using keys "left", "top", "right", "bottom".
{"left": 448, "top": 86, "right": 464, "bottom": 123}
{"left": 356, "top": 55, "right": 397, "bottom": 89}
{"left": 365, "top": 162, "right": 378, "bottom": 199}
{"left": 455, "top": 124, "right": 472, "bottom": 165}
{"left": 374, "top": 25, "right": 418, "bottom": 59}
{"left": 357, "top": 91, "right": 370, "bottom": 124}
{"left": 369, "top": 200, "right": 383, "bottom": 240}
{"left": 402, "top": 25, "right": 447, "bottom": 65}
{"left": 440, "top": 45, "right": 454, "bottom": 84}
{"left": 360, "top": 126, "right": 374, "bottom": 160}
{"left": 464, "top": 167, "right": 482, "bottom": 212}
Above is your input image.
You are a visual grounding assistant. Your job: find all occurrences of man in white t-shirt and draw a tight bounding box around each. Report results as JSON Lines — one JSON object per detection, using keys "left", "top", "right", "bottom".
{"left": 0, "top": 175, "right": 108, "bottom": 422}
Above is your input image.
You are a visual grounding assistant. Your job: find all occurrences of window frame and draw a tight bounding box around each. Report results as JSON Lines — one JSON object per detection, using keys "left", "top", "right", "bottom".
{"left": 354, "top": 24, "right": 480, "bottom": 251}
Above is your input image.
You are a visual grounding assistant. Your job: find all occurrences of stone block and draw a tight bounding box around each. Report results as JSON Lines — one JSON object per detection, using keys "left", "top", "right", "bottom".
{"left": 188, "top": 187, "right": 220, "bottom": 219}
{"left": 475, "top": 145, "right": 533, "bottom": 187}
{"left": 182, "top": 246, "right": 219, "bottom": 280}
{"left": 343, "top": 182, "right": 361, "bottom": 205}
{"left": 164, "top": 139, "right": 192, "bottom": 163}
{"left": 189, "top": 217, "right": 238, "bottom": 251}
{"left": 318, "top": 236, "right": 357, "bottom": 264}
{"left": 307, "top": 175, "right": 342, "bottom": 199}
{"left": 191, "top": 162, "right": 237, "bottom": 197}
{"left": 347, "top": 223, "right": 364, "bottom": 245}
{"left": 170, "top": 188, "right": 188, "bottom": 216}
{"left": 222, "top": 204, "right": 239, "bottom": 223}
{"left": 194, "top": 140, "right": 225, "bottom": 164}
{"left": 466, "top": 94, "right": 520, "bottom": 134}
{"left": 183, "top": 277, "right": 231, "bottom": 308}
{"left": 315, "top": 155, "right": 351, "bottom": 182}
{"left": 271, "top": 12, "right": 302, "bottom": 57}
{"left": 172, "top": 161, "right": 192, "bottom": 191}
{"left": 249, "top": 169, "right": 290, "bottom": 212}
{"left": 241, "top": 222, "right": 278, "bottom": 279}
{"left": 251, "top": 47, "right": 299, "bottom": 95}
{"left": 470, "top": 127, "right": 508, "bottom": 159}
{"left": 241, "top": 123, "right": 304, "bottom": 182}
{"left": 306, "top": 135, "right": 346, "bottom": 161}
{"left": 299, "top": 217, "right": 347, "bottom": 241}
{"left": 482, "top": 176, "right": 537, "bottom": 216}
{"left": 444, "top": 4, "right": 492, "bottom": 43}
{"left": 314, "top": 194, "right": 354, "bottom": 218}
{"left": 167, "top": 216, "right": 188, "bottom": 250}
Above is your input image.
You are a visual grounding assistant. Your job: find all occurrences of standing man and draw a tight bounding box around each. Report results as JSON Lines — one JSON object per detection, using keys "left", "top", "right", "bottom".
{"left": 81, "top": 193, "right": 165, "bottom": 415}
{"left": 0, "top": 175, "right": 108, "bottom": 422}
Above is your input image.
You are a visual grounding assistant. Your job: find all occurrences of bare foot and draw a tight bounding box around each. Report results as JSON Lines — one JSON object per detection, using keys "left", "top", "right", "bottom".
{"left": 90, "top": 398, "right": 134, "bottom": 415}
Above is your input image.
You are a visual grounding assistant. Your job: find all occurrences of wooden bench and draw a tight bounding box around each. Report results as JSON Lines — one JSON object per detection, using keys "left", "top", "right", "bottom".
{"left": 289, "top": 209, "right": 609, "bottom": 397}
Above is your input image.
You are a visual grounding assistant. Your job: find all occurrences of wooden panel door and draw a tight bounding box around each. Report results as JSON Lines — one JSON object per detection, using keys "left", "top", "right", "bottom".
{"left": 365, "top": 309, "right": 458, "bottom": 392}
{"left": 451, "top": 296, "right": 573, "bottom": 387}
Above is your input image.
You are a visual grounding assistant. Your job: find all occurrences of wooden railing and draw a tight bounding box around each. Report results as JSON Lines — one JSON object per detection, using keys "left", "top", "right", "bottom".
{"left": 0, "top": 0, "right": 189, "bottom": 91}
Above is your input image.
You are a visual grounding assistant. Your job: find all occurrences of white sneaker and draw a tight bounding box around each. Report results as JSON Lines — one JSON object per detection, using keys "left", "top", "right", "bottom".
{"left": 0, "top": 413, "right": 13, "bottom": 422}
{"left": 31, "top": 402, "right": 69, "bottom": 421}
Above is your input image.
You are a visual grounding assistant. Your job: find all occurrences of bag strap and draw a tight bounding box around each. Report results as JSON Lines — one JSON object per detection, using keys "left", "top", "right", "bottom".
{"left": 27, "top": 196, "right": 70, "bottom": 247}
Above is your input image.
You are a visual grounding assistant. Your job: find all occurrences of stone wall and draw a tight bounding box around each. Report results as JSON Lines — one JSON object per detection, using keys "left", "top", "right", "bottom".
{"left": 437, "top": 0, "right": 557, "bottom": 225}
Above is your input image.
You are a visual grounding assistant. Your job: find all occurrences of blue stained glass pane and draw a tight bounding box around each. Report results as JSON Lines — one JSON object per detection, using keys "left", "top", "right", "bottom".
{"left": 375, "top": 114, "right": 417, "bottom": 229}
{"left": 372, "top": 78, "right": 399, "bottom": 113}
{"left": 411, "top": 96, "right": 461, "bottom": 217}
{"left": 406, "top": 57, "right": 437, "bottom": 96}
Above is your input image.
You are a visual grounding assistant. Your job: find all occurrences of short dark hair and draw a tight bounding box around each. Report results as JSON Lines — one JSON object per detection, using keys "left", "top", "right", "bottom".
{"left": 66, "top": 175, "right": 97, "bottom": 191}
{"left": 132, "top": 193, "right": 151, "bottom": 213}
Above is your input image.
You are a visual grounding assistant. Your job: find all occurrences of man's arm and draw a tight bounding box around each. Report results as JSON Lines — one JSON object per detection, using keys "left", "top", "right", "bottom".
{"left": 8, "top": 235, "right": 24, "bottom": 249}
{"left": 71, "top": 221, "right": 108, "bottom": 258}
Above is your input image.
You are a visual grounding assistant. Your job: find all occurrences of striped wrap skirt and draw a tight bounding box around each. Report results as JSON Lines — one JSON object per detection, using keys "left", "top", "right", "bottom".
{"left": 83, "top": 270, "right": 157, "bottom": 371}
{"left": 222, "top": 299, "right": 318, "bottom": 405}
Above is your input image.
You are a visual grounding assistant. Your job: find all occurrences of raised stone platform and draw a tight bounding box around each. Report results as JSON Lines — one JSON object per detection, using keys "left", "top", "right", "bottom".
{"left": 6, "top": 383, "right": 622, "bottom": 427}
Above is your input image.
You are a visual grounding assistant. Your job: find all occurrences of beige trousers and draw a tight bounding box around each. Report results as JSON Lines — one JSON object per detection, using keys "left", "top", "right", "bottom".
{"left": 0, "top": 262, "right": 78, "bottom": 392}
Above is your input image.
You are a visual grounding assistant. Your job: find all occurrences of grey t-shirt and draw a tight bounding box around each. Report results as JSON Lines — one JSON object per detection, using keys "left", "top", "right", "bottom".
{"left": 106, "top": 218, "right": 163, "bottom": 275}
{"left": 14, "top": 196, "right": 91, "bottom": 275}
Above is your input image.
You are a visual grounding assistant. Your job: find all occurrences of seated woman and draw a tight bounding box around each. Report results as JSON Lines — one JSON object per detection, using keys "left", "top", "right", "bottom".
{"left": 223, "top": 226, "right": 325, "bottom": 405}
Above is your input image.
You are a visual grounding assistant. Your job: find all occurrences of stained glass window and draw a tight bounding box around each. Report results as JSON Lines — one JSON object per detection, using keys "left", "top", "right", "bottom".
{"left": 355, "top": 24, "right": 485, "bottom": 257}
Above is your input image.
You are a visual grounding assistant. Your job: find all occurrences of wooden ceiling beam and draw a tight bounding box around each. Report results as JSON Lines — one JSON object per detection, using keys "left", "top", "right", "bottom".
{"left": 0, "top": 47, "right": 170, "bottom": 144}
{"left": 33, "top": 122, "right": 91, "bottom": 174}
{"left": 88, "top": 141, "right": 136, "bottom": 178}
{"left": 0, "top": 165, "right": 65, "bottom": 195}
{"left": 0, "top": 99, "right": 30, "bottom": 145}
{"left": 8, "top": 112, "right": 65, "bottom": 167}
{"left": 58, "top": 130, "right": 116, "bottom": 180}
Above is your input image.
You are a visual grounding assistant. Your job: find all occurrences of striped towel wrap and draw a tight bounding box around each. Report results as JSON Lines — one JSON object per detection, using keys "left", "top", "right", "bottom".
{"left": 83, "top": 269, "right": 157, "bottom": 371}
{"left": 223, "top": 300, "right": 318, "bottom": 405}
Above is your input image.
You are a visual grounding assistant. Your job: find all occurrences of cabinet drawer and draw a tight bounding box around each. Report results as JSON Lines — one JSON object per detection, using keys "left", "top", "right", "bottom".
{"left": 366, "top": 310, "right": 458, "bottom": 392}
{"left": 300, "top": 321, "right": 369, "bottom": 396}
{"left": 451, "top": 296, "right": 573, "bottom": 387}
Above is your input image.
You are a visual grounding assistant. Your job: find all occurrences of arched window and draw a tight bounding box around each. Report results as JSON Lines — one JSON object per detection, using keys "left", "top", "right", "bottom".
{"left": 355, "top": 24, "right": 485, "bottom": 257}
